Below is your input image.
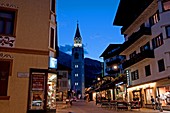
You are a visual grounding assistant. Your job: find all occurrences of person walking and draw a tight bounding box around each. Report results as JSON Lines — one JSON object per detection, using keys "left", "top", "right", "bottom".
{"left": 155, "top": 96, "right": 159, "bottom": 110}
{"left": 151, "top": 96, "right": 155, "bottom": 110}
{"left": 157, "top": 95, "right": 163, "bottom": 112}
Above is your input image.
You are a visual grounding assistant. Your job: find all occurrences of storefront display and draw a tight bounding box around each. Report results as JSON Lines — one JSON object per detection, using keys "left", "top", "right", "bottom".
{"left": 157, "top": 86, "right": 170, "bottom": 106}
{"left": 145, "top": 88, "right": 154, "bottom": 104}
{"left": 27, "top": 69, "right": 58, "bottom": 113}
{"left": 47, "top": 73, "right": 57, "bottom": 109}
{"left": 132, "top": 89, "right": 142, "bottom": 102}
{"left": 56, "top": 91, "right": 63, "bottom": 101}
{"left": 115, "top": 85, "right": 126, "bottom": 100}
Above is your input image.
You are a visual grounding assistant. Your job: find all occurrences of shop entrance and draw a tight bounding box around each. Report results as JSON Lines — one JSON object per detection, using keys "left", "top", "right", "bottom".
{"left": 132, "top": 89, "right": 143, "bottom": 107}
{"left": 27, "top": 68, "right": 57, "bottom": 113}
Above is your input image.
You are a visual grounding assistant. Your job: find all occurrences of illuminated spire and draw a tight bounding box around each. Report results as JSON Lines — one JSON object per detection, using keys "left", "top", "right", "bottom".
{"left": 74, "top": 21, "right": 82, "bottom": 47}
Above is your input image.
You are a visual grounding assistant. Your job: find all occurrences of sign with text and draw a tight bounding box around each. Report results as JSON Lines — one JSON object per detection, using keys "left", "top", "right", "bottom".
{"left": 32, "top": 74, "right": 44, "bottom": 91}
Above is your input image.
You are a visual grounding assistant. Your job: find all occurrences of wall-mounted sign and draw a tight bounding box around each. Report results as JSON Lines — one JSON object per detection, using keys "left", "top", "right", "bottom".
{"left": 49, "top": 57, "right": 57, "bottom": 69}
{"left": 17, "top": 72, "right": 29, "bottom": 78}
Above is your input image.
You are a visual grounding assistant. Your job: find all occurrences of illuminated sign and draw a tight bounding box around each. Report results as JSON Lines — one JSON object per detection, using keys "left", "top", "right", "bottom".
{"left": 49, "top": 57, "right": 57, "bottom": 69}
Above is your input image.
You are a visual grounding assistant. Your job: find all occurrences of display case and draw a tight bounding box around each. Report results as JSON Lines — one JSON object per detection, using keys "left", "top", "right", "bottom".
{"left": 47, "top": 73, "right": 57, "bottom": 110}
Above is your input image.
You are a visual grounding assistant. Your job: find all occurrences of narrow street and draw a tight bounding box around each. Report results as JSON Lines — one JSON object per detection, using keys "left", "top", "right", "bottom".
{"left": 56, "top": 100, "right": 170, "bottom": 113}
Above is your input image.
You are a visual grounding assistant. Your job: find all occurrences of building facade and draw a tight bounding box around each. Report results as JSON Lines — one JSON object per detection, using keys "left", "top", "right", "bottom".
{"left": 0, "top": 0, "right": 58, "bottom": 113}
{"left": 100, "top": 44, "right": 126, "bottom": 101}
{"left": 71, "top": 23, "right": 85, "bottom": 98}
{"left": 114, "top": 0, "right": 170, "bottom": 109}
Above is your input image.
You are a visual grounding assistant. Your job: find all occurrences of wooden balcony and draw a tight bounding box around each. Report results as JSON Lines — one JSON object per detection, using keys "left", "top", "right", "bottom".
{"left": 122, "top": 50, "right": 154, "bottom": 69}
{"left": 120, "top": 26, "right": 151, "bottom": 53}
{"left": 106, "top": 56, "right": 121, "bottom": 66}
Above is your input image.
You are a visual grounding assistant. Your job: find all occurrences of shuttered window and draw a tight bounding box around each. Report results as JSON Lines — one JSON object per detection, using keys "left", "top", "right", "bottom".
{"left": 0, "top": 60, "right": 11, "bottom": 96}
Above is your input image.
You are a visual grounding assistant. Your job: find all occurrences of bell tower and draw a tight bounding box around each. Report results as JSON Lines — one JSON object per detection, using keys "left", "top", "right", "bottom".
{"left": 71, "top": 22, "right": 85, "bottom": 98}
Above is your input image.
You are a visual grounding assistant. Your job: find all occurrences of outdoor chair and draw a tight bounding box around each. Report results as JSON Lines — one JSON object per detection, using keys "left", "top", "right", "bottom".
{"left": 101, "top": 100, "right": 110, "bottom": 108}
{"left": 116, "top": 101, "right": 128, "bottom": 111}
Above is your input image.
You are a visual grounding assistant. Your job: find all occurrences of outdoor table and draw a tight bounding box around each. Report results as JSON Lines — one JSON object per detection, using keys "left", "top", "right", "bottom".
{"left": 109, "top": 100, "right": 117, "bottom": 109}
{"left": 116, "top": 101, "right": 128, "bottom": 111}
{"left": 101, "top": 100, "right": 110, "bottom": 108}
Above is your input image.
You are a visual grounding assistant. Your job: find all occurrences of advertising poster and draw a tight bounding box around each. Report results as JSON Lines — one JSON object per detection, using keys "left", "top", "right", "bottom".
{"left": 32, "top": 74, "right": 44, "bottom": 91}
{"left": 31, "top": 91, "right": 44, "bottom": 110}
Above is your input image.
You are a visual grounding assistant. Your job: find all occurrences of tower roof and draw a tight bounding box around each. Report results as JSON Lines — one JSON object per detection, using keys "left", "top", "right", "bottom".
{"left": 74, "top": 22, "right": 82, "bottom": 47}
{"left": 74, "top": 23, "right": 81, "bottom": 39}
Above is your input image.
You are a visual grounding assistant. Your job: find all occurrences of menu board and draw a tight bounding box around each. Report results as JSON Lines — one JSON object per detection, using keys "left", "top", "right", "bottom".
{"left": 32, "top": 74, "right": 44, "bottom": 90}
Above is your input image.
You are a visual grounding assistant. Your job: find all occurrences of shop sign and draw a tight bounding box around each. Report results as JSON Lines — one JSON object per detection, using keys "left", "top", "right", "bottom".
{"left": 32, "top": 74, "right": 44, "bottom": 90}
{"left": 49, "top": 57, "right": 57, "bottom": 69}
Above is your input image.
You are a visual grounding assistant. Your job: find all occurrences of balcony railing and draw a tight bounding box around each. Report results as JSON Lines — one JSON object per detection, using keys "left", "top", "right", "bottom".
{"left": 122, "top": 50, "right": 154, "bottom": 69}
{"left": 128, "top": 26, "right": 151, "bottom": 40}
{"left": 120, "top": 26, "right": 151, "bottom": 53}
{"left": 105, "top": 67, "right": 120, "bottom": 74}
{"left": 106, "top": 56, "right": 121, "bottom": 65}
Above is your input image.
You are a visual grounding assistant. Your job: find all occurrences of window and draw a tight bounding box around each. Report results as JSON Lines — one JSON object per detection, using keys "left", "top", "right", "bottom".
{"left": 145, "top": 88, "right": 154, "bottom": 104}
{"left": 61, "top": 81, "right": 67, "bottom": 87}
{"left": 145, "top": 65, "right": 151, "bottom": 76}
{"left": 0, "top": 60, "right": 12, "bottom": 97}
{"left": 152, "top": 34, "right": 163, "bottom": 49}
{"left": 149, "top": 10, "right": 160, "bottom": 26}
{"left": 51, "top": 0, "right": 55, "bottom": 13}
{"left": 75, "top": 74, "right": 78, "bottom": 77}
{"left": 75, "top": 65, "right": 78, "bottom": 68}
{"left": 158, "top": 59, "right": 165, "bottom": 72}
{"left": 131, "top": 70, "right": 139, "bottom": 81}
{"left": 140, "top": 42, "right": 150, "bottom": 52}
{"left": 162, "top": 0, "right": 170, "bottom": 11}
{"left": 165, "top": 25, "right": 170, "bottom": 38}
{"left": 62, "top": 72, "right": 67, "bottom": 78}
{"left": 50, "top": 27, "right": 55, "bottom": 49}
{"left": 0, "top": 8, "right": 16, "bottom": 36}
{"left": 75, "top": 82, "right": 78, "bottom": 86}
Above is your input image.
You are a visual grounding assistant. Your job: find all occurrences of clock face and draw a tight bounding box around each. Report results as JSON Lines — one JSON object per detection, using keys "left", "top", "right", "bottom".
{"left": 74, "top": 38, "right": 82, "bottom": 47}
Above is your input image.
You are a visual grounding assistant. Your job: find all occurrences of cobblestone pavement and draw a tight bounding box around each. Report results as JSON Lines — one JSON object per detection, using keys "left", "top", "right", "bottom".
{"left": 56, "top": 100, "right": 170, "bottom": 113}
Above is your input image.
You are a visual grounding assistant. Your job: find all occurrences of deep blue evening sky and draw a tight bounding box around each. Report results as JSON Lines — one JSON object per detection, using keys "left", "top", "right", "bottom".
{"left": 57, "top": 0, "right": 124, "bottom": 61}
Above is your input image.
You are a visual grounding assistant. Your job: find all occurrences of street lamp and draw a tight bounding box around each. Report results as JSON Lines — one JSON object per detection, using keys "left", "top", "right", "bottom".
{"left": 97, "top": 77, "right": 100, "bottom": 81}
{"left": 113, "top": 65, "right": 118, "bottom": 70}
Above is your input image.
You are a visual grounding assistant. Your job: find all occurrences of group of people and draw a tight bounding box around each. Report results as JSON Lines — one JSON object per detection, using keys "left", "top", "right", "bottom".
{"left": 151, "top": 95, "right": 163, "bottom": 111}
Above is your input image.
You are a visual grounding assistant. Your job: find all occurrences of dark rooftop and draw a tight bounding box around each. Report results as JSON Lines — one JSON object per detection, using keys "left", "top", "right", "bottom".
{"left": 100, "top": 44, "right": 121, "bottom": 58}
{"left": 113, "top": 0, "right": 153, "bottom": 29}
